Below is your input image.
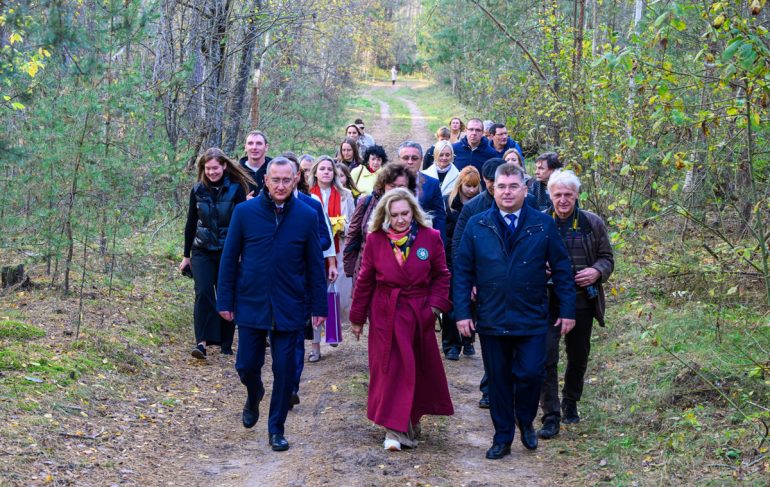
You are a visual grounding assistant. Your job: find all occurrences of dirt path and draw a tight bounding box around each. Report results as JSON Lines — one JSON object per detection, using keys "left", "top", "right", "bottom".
{"left": 179, "top": 83, "right": 557, "bottom": 487}
{"left": 398, "top": 96, "right": 433, "bottom": 150}
{"left": 0, "top": 81, "right": 564, "bottom": 487}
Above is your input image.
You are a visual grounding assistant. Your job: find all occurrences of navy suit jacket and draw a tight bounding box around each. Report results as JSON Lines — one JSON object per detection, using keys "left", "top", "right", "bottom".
{"left": 217, "top": 193, "right": 327, "bottom": 331}
{"left": 418, "top": 173, "right": 447, "bottom": 243}
{"left": 452, "top": 136, "right": 498, "bottom": 173}
{"left": 297, "top": 191, "right": 332, "bottom": 252}
{"left": 453, "top": 203, "right": 575, "bottom": 336}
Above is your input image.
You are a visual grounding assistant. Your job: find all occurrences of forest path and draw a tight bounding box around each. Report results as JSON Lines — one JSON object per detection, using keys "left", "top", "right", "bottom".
{"left": 180, "top": 79, "right": 561, "bottom": 486}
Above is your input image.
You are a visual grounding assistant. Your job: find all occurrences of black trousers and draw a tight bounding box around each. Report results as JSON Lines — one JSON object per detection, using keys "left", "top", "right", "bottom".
{"left": 236, "top": 327, "right": 299, "bottom": 435}
{"left": 441, "top": 310, "right": 475, "bottom": 354}
{"left": 540, "top": 309, "right": 595, "bottom": 421}
{"left": 479, "top": 332, "right": 547, "bottom": 444}
{"left": 191, "top": 249, "right": 234, "bottom": 347}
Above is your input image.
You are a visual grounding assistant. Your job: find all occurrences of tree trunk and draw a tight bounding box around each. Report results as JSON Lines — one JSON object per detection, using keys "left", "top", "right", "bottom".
{"left": 626, "top": 0, "right": 643, "bottom": 139}
{"left": 224, "top": 0, "right": 262, "bottom": 154}
{"left": 249, "top": 30, "right": 271, "bottom": 128}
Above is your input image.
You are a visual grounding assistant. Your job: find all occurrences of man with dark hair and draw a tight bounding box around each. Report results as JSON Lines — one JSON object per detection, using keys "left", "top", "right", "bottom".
{"left": 450, "top": 158, "right": 537, "bottom": 404}
{"left": 217, "top": 157, "right": 327, "bottom": 453}
{"left": 397, "top": 141, "right": 447, "bottom": 242}
{"left": 531, "top": 152, "right": 563, "bottom": 210}
{"left": 354, "top": 118, "right": 376, "bottom": 150}
{"left": 452, "top": 118, "right": 498, "bottom": 173}
{"left": 453, "top": 163, "right": 576, "bottom": 459}
{"left": 239, "top": 130, "right": 273, "bottom": 198}
{"left": 488, "top": 123, "right": 524, "bottom": 161}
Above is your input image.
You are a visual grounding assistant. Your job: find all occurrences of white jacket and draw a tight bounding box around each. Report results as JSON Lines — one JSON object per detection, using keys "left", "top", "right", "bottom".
{"left": 421, "top": 164, "right": 460, "bottom": 198}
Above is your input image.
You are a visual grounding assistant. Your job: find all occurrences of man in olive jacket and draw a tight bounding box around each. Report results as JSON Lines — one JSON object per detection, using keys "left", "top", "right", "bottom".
{"left": 217, "top": 158, "right": 327, "bottom": 452}
{"left": 453, "top": 163, "right": 576, "bottom": 459}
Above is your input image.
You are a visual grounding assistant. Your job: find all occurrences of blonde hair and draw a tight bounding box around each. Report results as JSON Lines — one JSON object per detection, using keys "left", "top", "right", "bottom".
{"left": 503, "top": 148, "right": 522, "bottom": 167}
{"left": 368, "top": 188, "right": 432, "bottom": 233}
{"left": 434, "top": 140, "right": 455, "bottom": 165}
{"left": 309, "top": 156, "right": 345, "bottom": 193}
{"left": 448, "top": 166, "right": 481, "bottom": 204}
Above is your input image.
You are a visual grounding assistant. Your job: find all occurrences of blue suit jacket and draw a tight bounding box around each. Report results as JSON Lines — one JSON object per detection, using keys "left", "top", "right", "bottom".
{"left": 489, "top": 137, "right": 524, "bottom": 160}
{"left": 453, "top": 203, "right": 575, "bottom": 336}
{"left": 297, "top": 191, "right": 331, "bottom": 252}
{"left": 217, "top": 193, "right": 327, "bottom": 331}
{"left": 418, "top": 173, "right": 447, "bottom": 243}
{"left": 452, "top": 136, "right": 498, "bottom": 173}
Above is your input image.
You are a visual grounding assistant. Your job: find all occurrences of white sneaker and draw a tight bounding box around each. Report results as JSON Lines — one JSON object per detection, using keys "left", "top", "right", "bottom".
{"left": 383, "top": 438, "right": 401, "bottom": 451}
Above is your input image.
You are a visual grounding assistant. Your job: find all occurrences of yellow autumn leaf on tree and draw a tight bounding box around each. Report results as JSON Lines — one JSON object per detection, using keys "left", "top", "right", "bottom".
{"left": 9, "top": 32, "right": 22, "bottom": 44}
{"left": 26, "top": 62, "right": 39, "bottom": 78}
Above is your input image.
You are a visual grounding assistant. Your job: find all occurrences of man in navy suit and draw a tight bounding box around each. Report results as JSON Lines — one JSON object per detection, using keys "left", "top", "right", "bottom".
{"left": 452, "top": 118, "right": 498, "bottom": 174}
{"left": 397, "top": 141, "right": 447, "bottom": 242}
{"left": 217, "top": 157, "right": 327, "bottom": 452}
{"left": 453, "top": 163, "right": 575, "bottom": 459}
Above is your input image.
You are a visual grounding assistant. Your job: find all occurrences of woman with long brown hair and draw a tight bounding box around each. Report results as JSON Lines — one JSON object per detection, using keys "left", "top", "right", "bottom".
{"left": 448, "top": 117, "right": 466, "bottom": 144}
{"left": 336, "top": 137, "right": 363, "bottom": 170}
{"left": 179, "top": 148, "right": 254, "bottom": 359}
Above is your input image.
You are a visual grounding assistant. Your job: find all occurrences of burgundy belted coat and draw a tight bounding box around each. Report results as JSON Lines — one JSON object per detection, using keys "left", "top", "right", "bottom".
{"left": 349, "top": 226, "right": 453, "bottom": 432}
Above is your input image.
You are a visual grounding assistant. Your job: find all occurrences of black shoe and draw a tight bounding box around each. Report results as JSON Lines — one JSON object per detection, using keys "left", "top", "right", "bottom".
{"left": 221, "top": 345, "right": 233, "bottom": 355}
{"left": 478, "top": 394, "right": 490, "bottom": 409}
{"left": 485, "top": 442, "right": 511, "bottom": 460}
{"left": 242, "top": 389, "right": 264, "bottom": 429}
{"left": 191, "top": 344, "right": 206, "bottom": 360}
{"left": 288, "top": 392, "right": 300, "bottom": 410}
{"left": 538, "top": 418, "right": 560, "bottom": 439}
{"left": 519, "top": 422, "right": 538, "bottom": 450}
{"left": 268, "top": 433, "right": 290, "bottom": 451}
{"left": 562, "top": 399, "right": 580, "bottom": 424}
{"left": 463, "top": 343, "right": 476, "bottom": 356}
{"left": 445, "top": 349, "right": 460, "bottom": 361}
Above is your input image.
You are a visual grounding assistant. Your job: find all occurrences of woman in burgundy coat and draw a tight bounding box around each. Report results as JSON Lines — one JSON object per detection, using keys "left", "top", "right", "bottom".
{"left": 349, "top": 188, "right": 454, "bottom": 451}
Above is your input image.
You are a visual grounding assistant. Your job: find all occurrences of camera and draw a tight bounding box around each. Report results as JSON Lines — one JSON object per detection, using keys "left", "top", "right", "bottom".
{"left": 583, "top": 283, "right": 599, "bottom": 300}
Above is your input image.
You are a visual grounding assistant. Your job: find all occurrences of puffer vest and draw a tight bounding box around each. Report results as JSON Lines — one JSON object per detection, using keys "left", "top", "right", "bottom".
{"left": 192, "top": 177, "right": 239, "bottom": 252}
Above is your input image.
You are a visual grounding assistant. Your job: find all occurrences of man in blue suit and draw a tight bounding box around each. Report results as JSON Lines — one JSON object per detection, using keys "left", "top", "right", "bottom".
{"left": 397, "top": 141, "right": 446, "bottom": 242}
{"left": 452, "top": 118, "right": 498, "bottom": 173}
{"left": 488, "top": 123, "right": 524, "bottom": 160}
{"left": 453, "top": 163, "right": 576, "bottom": 459}
{"left": 217, "top": 157, "right": 327, "bottom": 452}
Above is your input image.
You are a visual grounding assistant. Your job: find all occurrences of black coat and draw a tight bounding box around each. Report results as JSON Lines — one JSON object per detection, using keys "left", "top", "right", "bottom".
{"left": 183, "top": 176, "right": 246, "bottom": 256}
{"left": 238, "top": 156, "right": 273, "bottom": 196}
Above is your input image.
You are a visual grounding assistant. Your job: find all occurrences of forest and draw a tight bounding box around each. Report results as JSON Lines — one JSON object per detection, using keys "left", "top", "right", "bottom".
{"left": 0, "top": 0, "right": 768, "bottom": 485}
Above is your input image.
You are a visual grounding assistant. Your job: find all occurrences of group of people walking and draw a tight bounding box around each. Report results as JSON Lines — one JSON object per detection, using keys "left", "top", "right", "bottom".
{"left": 179, "top": 115, "right": 614, "bottom": 458}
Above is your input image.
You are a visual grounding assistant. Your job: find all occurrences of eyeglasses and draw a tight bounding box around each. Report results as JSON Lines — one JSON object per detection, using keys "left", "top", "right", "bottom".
{"left": 270, "top": 178, "right": 294, "bottom": 186}
{"left": 494, "top": 184, "right": 523, "bottom": 192}
{"left": 400, "top": 155, "right": 421, "bottom": 161}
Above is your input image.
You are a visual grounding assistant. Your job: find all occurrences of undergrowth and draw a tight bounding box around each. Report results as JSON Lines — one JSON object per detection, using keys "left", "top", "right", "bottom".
{"left": 551, "top": 249, "right": 770, "bottom": 484}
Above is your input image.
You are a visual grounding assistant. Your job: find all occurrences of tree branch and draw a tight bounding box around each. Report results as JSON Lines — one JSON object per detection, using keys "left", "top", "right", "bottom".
{"left": 469, "top": 0, "right": 558, "bottom": 98}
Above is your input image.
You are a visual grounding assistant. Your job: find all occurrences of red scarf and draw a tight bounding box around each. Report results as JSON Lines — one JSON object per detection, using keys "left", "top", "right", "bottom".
{"left": 311, "top": 185, "right": 342, "bottom": 251}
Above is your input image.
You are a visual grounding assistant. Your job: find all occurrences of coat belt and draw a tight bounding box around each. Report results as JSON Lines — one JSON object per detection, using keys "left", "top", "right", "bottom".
{"left": 378, "top": 284, "right": 430, "bottom": 374}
